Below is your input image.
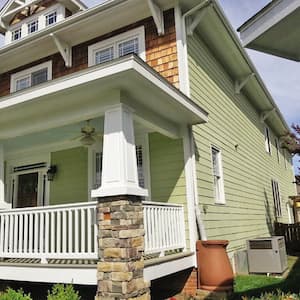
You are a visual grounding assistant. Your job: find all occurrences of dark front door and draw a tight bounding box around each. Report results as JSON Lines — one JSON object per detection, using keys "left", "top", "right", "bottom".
{"left": 16, "top": 172, "right": 38, "bottom": 208}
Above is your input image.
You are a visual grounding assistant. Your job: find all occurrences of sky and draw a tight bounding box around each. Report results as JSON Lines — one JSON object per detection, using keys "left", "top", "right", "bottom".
{"left": 0, "top": 0, "right": 299, "bottom": 167}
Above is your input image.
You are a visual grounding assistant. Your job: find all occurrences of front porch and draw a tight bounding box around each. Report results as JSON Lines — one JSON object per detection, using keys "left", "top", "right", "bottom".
{"left": 0, "top": 55, "right": 207, "bottom": 289}
{"left": 0, "top": 200, "right": 192, "bottom": 284}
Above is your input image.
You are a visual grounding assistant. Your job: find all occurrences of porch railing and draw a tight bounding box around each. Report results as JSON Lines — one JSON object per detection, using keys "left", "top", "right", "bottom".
{"left": 143, "top": 201, "right": 186, "bottom": 256}
{"left": 0, "top": 202, "right": 98, "bottom": 262}
{"left": 0, "top": 201, "right": 186, "bottom": 262}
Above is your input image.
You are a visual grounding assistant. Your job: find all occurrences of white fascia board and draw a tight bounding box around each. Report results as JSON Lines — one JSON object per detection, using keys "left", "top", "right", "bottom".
{"left": 144, "top": 253, "right": 195, "bottom": 281}
{"left": 0, "top": 56, "right": 208, "bottom": 124}
{"left": 239, "top": 0, "right": 300, "bottom": 47}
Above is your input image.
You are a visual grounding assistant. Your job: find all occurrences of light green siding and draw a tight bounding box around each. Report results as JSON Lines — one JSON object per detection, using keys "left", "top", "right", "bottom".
{"left": 149, "top": 133, "right": 190, "bottom": 246}
{"left": 188, "top": 32, "right": 296, "bottom": 253}
{"left": 50, "top": 147, "right": 88, "bottom": 205}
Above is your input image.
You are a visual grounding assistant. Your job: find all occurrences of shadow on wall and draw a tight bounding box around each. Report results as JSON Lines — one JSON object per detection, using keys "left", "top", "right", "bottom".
{"left": 149, "top": 133, "right": 185, "bottom": 203}
{"left": 264, "top": 188, "right": 275, "bottom": 235}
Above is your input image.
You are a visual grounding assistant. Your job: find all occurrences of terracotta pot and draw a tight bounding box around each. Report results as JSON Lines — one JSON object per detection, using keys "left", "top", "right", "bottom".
{"left": 196, "top": 240, "right": 234, "bottom": 292}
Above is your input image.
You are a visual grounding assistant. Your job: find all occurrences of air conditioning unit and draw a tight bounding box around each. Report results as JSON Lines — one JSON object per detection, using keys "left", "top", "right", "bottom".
{"left": 247, "top": 236, "right": 287, "bottom": 274}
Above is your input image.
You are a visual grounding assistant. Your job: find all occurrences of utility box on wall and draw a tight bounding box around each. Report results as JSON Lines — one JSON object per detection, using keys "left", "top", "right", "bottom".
{"left": 247, "top": 237, "right": 287, "bottom": 274}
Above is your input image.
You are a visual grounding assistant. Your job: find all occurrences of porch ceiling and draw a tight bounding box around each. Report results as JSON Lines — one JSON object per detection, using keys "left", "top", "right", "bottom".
{"left": 0, "top": 55, "right": 208, "bottom": 140}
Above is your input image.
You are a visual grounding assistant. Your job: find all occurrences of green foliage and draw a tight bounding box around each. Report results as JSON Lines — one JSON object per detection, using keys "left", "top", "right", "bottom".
{"left": 0, "top": 288, "right": 32, "bottom": 300}
{"left": 47, "top": 284, "right": 81, "bottom": 300}
{"left": 242, "top": 290, "right": 300, "bottom": 300}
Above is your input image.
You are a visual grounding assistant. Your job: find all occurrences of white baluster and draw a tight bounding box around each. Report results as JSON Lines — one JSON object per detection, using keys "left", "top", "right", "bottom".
{"left": 18, "top": 213, "right": 23, "bottom": 253}
{"left": 24, "top": 214, "right": 28, "bottom": 254}
{"left": 34, "top": 213, "right": 39, "bottom": 253}
{"left": 68, "top": 210, "right": 72, "bottom": 253}
{"left": 57, "top": 211, "right": 61, "bottom": 253}
{"left": 45, "top": 212, "right": 49, "bottom": 254}
{"left": 81, "top": 209, "right": 85, "bottom": 253}
{"left": 29, "top": 213, "right": 33, "bottom": 253}
{"left": 0, "top": 215, "right": 4, "bottom": 253}
{"left": 39, "top": 212, "right": 44, "bottom": 255}
{"left": 13, "top": 214, "right": 18, "bottom": 253}
{"left": 87, "top": 208, "right": 91, "bottom": 254}
{"left": 62, "top": 210, "right": 67, "bottom": 254}
{"left": 75, "top": 209, "right": 79, "bottom": 253}
{"left": 51, "top": 212, "right": 55, "bottom": 253}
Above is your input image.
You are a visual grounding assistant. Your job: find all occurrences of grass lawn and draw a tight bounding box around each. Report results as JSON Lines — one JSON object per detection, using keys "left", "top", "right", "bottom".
{"left": 231, "top": 256, "right": 300, "bottom": 299}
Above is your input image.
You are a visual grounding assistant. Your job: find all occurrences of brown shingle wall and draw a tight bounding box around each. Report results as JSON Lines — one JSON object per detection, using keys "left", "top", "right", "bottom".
{"left": 0, "top": 9, "right": 178, "bottom": 98}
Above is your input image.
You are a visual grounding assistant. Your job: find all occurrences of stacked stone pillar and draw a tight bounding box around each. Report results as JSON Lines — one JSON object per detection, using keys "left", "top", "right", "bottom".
{"left": 95, "top": 195, "right": 150, "bottom": 300}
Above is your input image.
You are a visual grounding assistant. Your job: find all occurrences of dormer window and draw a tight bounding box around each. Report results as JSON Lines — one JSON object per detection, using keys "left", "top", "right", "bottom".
{"left": 45, "top": 11, "right": 57, "bottom": 26}
{"left": 11, "top": 27, "right": 21, "bottom": 41}
{"left": 28, "top": 20, "right": 39, "bottom": 34}
{"left": 88, "top": 26, "right": 145, "bottom": 67}
{"left": 10, "top": 61, "right": 52, "bottom": 93}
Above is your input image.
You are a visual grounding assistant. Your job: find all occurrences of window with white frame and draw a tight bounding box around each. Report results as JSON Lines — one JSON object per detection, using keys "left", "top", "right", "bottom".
{"left": 88, "top": 26, "right": 146, "bottom": 67}
{"left": 271, "top": 179, "right": 282, "bottom": 218}
{"left": 92, "top": 136, "right": 149, "bottom": 192}
{"left": 28, "top": 20, "right": 39, "bottom": 34}
{"left": 265, "top": 127, "right": 271, "bottom": 154}
{"left": 211, "top": 146, "right": 225, "bottom": 204}
{"left": 11, "top": 27, "right": 21, "bottom": 41}
{"left": 11, "top": 61, "right": 52, "bottom": 93}
{"left": 45, "top": 11, "right": 57, "bottom": 26}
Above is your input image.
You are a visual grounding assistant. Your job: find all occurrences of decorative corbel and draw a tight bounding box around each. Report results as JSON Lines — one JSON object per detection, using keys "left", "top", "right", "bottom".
{"left": 234, "top": 73, "right": 255, "bottom": 94}
{"left": 186, "top": 2, "right": 212, "bottom": 36}
{"left": 50, "top": 33, "right": 72, "bottom": 68}
{"left": 147, "top": 0, "right": 164, "bottom": 36}
{"left": 260, "top": 108, "right": 275, "bottom": 123}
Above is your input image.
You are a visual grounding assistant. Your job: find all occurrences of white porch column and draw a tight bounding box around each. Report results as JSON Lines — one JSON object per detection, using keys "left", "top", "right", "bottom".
{"left": 91, "top": 104, "right": 148, "bottom": 198}
{"left": 0, "top": 145, "right": 10, "bottom": 209}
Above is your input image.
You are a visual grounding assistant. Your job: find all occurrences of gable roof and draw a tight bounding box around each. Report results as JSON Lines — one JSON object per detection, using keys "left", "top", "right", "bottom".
{"left": 0, "top": 0, "right": 87, "bottom": 32}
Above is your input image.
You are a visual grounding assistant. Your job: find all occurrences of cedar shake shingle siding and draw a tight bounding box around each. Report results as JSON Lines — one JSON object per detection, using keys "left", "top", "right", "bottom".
{"left": 0, "top": 9, "right": 179, "bottom": 97}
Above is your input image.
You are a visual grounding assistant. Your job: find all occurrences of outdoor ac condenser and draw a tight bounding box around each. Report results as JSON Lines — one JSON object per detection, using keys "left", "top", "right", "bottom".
{"left": 247, "top": 236, "right": 288, "bottom": 274}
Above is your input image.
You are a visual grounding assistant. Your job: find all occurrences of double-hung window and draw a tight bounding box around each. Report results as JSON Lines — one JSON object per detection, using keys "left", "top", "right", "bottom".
{"left": 265, "top": 127, "right": 272, "bottom": 154}
{"left": 11, "top": 61, "right": 52, "bottom": 93}
{"left": 11, "top": 27, "right": 21, "bottom": 41}
{"left": 271, "top": 180, "right": 282, "bottom": 218}
{"left": 45, "top": 11, "right": 57, "bottom": 26}
{"left": 88, "top": 26, "right": 145, "bottom": 67}
{"left": 211, "top": 146, "right": 225, "bottom": 204}
{"left": 28, "top": 20, "right": 39, "bottom": 34}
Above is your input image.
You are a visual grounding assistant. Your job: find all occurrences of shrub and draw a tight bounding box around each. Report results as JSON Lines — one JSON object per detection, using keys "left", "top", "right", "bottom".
{"left": 242, "top": 290, "right": 300, "bottom": 300}
{"left": 47, "top": 284, "right": 81, "bottom": 300}
{"left": 0, "top": 288, "right": 32, "bottom": 300}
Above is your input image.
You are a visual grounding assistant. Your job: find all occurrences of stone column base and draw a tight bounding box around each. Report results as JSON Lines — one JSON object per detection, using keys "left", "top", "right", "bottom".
{"left": 95, "top": 195, "right": 151, "bottom": 300}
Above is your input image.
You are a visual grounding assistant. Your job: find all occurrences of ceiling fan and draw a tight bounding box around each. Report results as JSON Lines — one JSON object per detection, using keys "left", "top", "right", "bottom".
{"left": 72, "top": 120, "right": 102, "bottom": 146}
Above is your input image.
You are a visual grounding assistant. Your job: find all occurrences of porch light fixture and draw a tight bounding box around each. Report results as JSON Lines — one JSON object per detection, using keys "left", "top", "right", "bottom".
{"left": 47, "top": 165, "right": 57, "bottom": 181}
{"left": 80, "top": 135, "right": 95, "bottom": 146}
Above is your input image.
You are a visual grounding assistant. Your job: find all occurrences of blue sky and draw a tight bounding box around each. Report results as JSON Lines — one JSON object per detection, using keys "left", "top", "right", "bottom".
{"left": 0, "top": 0, "right": 299, "bottom": 169}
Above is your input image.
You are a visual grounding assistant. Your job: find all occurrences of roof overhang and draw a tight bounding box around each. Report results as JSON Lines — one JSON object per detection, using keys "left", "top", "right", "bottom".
{"left": 238, "top": 0, "right": 300, "bottom": 61}
{"left": 185, "top": 0, "right": 290, "bottom": 136}
{"left": 0, "top": 55, "right": 208, "bottom": 139}
{"left": 0, "top": 0, "right": 208, "bottom": 72}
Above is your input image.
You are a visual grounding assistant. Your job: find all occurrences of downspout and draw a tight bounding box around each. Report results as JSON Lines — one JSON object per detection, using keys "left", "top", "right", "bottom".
{"left": 176, "top": 1, "right": 214, "bottom": 241}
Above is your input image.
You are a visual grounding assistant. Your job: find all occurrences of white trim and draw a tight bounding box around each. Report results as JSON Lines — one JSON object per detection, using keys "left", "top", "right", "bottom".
{"left": 10, "top": 61, "right": 52, "bottom": 93}
{"left": 5, "top": 4, "right": 65, "bottom": 45}
{"left": 182, "top": 126, "right": 197, "bottom": 257}
{"left": 211, "top": 145, "right": 225, "bottom": 205}
{"left": 88, "top": 26, "right": 146, "bottom": 67}
{"left": 0, "top": 265, "right": 97, "bottom": 285}
{"left": 6, "top": 153, "right": 50, "bottom": 208}
{"left": 264, "top": 126, "right": 272, "bottom": 154}
{"left": 144, "top": 254, "right": 194, "bottom": 281}
{"left": 174, "top": 5, "right": 190, "bottom": 96}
